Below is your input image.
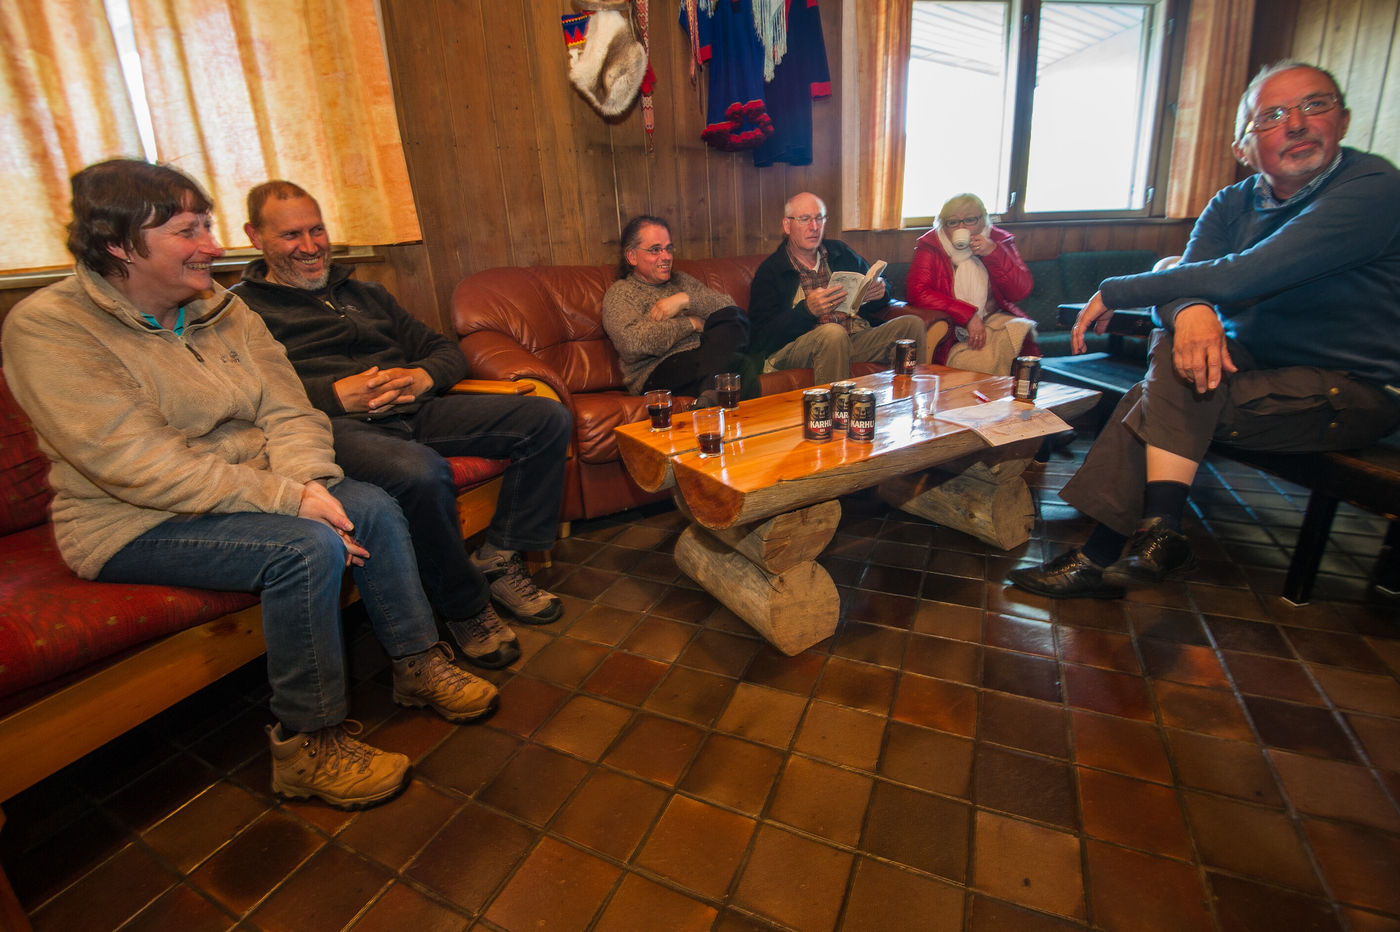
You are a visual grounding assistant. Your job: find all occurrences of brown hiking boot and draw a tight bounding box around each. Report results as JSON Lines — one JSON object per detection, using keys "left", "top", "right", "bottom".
{"left": 392, "top": 641, "right": 499, "bottom": 723}
{"left": 266, "top": 720, "right": 410, "bottom": 810}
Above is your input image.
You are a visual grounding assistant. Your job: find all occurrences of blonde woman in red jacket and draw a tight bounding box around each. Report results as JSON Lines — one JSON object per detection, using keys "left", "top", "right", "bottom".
{"left": 905, "top": 193, "right": 1041, "bottom": 372}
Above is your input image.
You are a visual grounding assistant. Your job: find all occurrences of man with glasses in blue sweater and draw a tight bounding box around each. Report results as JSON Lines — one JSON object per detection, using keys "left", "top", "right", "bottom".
{"left": 1011, "top": 60, "right": 1400, "bottom": 600}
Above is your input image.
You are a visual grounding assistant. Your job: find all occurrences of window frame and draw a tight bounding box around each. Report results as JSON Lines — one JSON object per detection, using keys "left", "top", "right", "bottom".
{"left": 1, "top": 0, "right": 419, "bottom": 277}
{"left": 902, "top": 0, "right": 1189, "bottom": 226}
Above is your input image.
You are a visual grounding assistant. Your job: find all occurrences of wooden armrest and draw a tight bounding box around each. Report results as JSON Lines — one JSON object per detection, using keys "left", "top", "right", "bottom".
{"left": 446, "top": 377, "right": 573, "bottom": 460}
{"left": 448, "top": 379, "right": 537, "bottom": 395}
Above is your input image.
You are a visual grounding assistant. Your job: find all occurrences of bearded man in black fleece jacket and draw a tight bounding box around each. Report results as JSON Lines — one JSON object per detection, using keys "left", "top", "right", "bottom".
{"left": 231, "top": 182, "right": 571, "bottom": 669}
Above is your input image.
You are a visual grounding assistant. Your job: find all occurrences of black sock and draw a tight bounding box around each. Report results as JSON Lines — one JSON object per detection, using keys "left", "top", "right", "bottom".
{"left": 1081, "top": 524, "right": 1128, "bottom": 567}
{"left": 1142, "top": 481, "right": 1190, "bottom": 532}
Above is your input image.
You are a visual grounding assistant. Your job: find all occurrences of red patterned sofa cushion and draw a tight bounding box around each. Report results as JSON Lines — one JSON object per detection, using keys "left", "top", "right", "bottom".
{"left": 0, "top": 367, "right": 507, "bottom": 705}
{"left": 448, "top": 456, "right": 508, "bottom": 490}
{"left": 1, "top": 370, "right": 265, "bottom": 703}
{"left": 0, "top": 371, "right": 53, "bottom": 536}
{"left": 0, "top": 523, "right": 257, "bottom": 702}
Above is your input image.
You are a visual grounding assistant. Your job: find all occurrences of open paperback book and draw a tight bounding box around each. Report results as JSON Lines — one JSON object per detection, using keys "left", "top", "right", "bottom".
{"left": 826, "top": 260, "right": 887, "bottom": 317}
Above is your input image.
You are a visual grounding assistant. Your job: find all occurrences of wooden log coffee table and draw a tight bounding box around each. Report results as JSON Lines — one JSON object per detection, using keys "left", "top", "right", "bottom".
{"left": 615, "top": 367, "right": 1099, "bottom": 654}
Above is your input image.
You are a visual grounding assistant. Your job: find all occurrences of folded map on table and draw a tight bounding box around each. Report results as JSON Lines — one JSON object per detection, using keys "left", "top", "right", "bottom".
{"left": 938, "top": 397, "right": 1071, "bottom": 445}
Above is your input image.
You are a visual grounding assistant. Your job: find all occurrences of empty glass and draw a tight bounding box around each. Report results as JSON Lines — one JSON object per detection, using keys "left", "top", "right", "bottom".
{"left": 912, "top": 375, "right": 940, "bottom": 420}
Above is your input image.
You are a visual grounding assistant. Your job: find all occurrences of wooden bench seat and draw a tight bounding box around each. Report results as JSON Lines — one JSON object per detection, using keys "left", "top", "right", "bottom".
{"left": 0, "top": 371, "right": 528, "bottom": 931}
{"left": 1224, "top": 441, "right": 1400, "bottom": 603}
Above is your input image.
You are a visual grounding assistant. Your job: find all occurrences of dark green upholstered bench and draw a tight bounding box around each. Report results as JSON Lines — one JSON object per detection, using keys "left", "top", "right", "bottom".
{"left": 1019, "top": 250, "right": 1158, "bottom": 356}
{"left": 884, "top": 249, "right": 1158, "bottom": 358}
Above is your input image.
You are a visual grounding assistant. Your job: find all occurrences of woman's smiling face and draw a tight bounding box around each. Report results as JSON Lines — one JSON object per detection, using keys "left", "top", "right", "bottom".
{"left": 123, "top": 209, "right": 224, "bottom": 306}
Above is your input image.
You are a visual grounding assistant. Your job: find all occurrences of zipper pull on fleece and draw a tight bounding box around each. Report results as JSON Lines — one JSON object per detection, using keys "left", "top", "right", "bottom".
{"left": 185, "top": 341, "right": 205, "bottom": 363}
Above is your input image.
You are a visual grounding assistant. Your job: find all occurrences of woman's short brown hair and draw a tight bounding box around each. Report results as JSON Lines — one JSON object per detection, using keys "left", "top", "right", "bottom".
{"left": 66, "top": 159, "right": 213, "bottom": 280}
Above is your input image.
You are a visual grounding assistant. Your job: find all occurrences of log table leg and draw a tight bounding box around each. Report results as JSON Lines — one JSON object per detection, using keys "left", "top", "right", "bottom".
{"left": 672, "top": 501, "right": 841, "bottom": 655}
{"left": 879, "top": 454, "right": 1037, "bottom": 551}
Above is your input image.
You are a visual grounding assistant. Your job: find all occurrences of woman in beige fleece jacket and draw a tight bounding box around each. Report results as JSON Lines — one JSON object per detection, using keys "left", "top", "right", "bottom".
{"left": 1, "top": 159, "right": 496, "bottom": 811}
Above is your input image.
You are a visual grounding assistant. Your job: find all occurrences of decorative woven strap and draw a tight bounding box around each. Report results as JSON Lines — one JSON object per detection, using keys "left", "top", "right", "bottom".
{"left": 685, "top": 0, "right": 701, "bottom": 80}
{"left": 560, "top": 11, "right": 590, "bottom": 51}
{"left": 636, "top": 0, "right": 654, "bottom": 150}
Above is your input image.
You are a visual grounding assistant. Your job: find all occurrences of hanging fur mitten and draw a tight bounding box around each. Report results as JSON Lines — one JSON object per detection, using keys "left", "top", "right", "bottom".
{"left": 567, "top": 1, "right": 648, "bottom": 117}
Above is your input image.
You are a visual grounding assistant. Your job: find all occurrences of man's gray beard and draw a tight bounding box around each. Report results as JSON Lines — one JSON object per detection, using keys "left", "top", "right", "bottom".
{"left": 270, "top": 258, "right": 330, "bottom": 291}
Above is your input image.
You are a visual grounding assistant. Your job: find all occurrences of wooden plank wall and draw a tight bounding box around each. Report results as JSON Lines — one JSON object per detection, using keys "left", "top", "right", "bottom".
{"left": 375, "top": 0, "right": 1200, "bottom": 330}
{"left": 377, "top": 0, "right": 844, "bottom": 329}
{"left": 1248, "top": 0, "right": 1400, "bottom": 160}
{"left": 9, "top": 0, "right": 1392, "bottom": 339}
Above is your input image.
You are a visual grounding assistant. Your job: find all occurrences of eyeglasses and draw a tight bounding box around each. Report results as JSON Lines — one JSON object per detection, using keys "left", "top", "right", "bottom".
{"left": 636, "top": 244, "right": 674, "bottom": 256}
{"left": 1245, "top": 93, "right": 1340, "bottom": 134}
{"left": 942, "top": 215, "right": 984, "bottom": 229}
{"left": 785, "top": 214, "right": 827, "bottom": 226}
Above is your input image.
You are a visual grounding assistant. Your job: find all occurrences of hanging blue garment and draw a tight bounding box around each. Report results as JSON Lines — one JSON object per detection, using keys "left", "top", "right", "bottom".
{"left": 682, "top": 0, "right": 775, "bottom": 151}
{"left": 753, "top": 0, "right": 830, "bottom": 167}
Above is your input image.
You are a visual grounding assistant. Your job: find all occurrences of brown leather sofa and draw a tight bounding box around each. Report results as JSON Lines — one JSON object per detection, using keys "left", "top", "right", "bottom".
{"left": 451, "top": 255, "right": 895, "bottom": 523}
{"left": 452, "top": 256, "right": 781, "bottom": 522}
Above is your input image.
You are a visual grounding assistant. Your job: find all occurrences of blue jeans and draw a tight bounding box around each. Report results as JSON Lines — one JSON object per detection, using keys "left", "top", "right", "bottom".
{"left": 330, "top": 394, "right": 571, "bottom": 619}
{"left": 97, "top": 478, "right": 438, "bottom": 733}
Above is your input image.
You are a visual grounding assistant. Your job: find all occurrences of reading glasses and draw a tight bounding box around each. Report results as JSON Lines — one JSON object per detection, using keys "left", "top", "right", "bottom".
{"left": 637, "top": 244, "right": 674, "bottom": 256}
{"left": 1245, "top": 93, "right": 1340, "bottom": 134}
{"left": 786, "top": 214, "right": 827, "bottom": 226}
{"left": 943, "top": 215, "right": 985, "bottom": 229}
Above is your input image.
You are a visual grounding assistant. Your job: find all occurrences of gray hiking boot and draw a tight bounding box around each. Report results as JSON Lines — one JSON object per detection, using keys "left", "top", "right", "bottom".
{"left": 444, "top": 603, "right": 520, "bottom": 670}
{"left": 470, "top": 549, "right": 563, "bottom": 624}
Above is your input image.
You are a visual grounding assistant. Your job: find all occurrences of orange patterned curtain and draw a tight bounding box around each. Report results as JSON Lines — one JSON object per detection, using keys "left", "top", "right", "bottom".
{"left": 0, "top": 1, "right": 143, "bottom": 272}
{"left": 126, "top": 0, "right": 420, "bottom": 249}
{"left": 842, "top": 0, "right": 911, "bottom": 231}
{"left": 1166, "top": 0, "right": 1256, "bottom": 219}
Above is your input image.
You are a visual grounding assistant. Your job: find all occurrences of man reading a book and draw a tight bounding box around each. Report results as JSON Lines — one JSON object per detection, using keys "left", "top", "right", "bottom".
{"left": 749, "top": 192, "right": 926, "bottom": 385}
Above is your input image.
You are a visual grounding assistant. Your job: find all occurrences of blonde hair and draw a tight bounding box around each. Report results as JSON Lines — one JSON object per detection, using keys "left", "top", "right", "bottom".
{"left": 938, "top": 193, "right": 986, "bottom": 227}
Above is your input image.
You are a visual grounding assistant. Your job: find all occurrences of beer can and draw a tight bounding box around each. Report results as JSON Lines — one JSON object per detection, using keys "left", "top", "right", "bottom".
{"left": 893, "top": 339, "right": 917, "bottom": 376}
{"left": 847, "top": 389, "right": 876, "bottom": 442}
{"left": 1012, "top": 355, "right": 1041, "bottom": 402}
{"left": 802, "top": 388, "right": 833, "bottom": 441}
{"left": 831, "top": 380, "right": 857, "bottom": 431}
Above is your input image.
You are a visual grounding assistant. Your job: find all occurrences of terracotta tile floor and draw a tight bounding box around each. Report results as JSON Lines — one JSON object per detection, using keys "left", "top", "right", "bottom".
{"left": 4, "top": 442, "right": 1399, "bottom": 931}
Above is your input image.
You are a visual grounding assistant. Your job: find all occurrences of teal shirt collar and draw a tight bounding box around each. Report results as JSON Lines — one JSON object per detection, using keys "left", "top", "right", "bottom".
{"left": 141, "top": 305, "right": 187, "bottom": 336}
